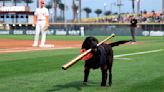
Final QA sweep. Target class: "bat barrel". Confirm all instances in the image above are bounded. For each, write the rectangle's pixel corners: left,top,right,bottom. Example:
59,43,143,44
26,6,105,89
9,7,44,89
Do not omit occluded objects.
62,57,81,70
62,49,91,70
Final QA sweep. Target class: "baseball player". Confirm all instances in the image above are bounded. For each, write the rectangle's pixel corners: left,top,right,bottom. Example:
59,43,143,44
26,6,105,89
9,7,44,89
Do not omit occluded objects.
32,0,49,47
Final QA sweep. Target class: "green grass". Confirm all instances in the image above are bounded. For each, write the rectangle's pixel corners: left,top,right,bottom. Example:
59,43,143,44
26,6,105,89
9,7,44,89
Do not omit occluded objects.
0,35,85,40
0,35,164,92
0,34,163,42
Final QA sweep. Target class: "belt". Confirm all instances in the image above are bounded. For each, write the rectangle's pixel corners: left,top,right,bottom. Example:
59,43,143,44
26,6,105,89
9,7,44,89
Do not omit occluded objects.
38,19,45,21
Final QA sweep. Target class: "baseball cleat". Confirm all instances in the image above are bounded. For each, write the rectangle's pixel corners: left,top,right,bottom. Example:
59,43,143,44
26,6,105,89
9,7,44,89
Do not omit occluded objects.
32,44,38,47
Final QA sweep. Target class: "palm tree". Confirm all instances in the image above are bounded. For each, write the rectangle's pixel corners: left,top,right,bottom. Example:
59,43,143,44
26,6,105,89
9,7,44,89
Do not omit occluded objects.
72,0,78,21
45,2,53,22
13,0,16,6
2,0,5,22
163,0,164,13
95,9,102,17
53,0,61,22
13,0,22,6
36,0,39,8
131,0,135,14
53,0,57,22
104,10,112,16
137,0,140,14
59,3,65,21
13,0,22,23
79,0,81,22
116,0,123,16
2,0,5,6
46,2,53,12
24,0,33,6
83,7,92,18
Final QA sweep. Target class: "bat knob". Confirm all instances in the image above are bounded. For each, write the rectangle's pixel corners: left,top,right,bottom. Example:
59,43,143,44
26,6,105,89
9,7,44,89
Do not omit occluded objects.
62,66,67,70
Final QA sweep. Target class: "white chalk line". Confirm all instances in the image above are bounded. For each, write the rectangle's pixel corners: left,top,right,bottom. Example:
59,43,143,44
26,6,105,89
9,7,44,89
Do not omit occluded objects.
114,58,132,60
0,47,76,53
114,49,163,59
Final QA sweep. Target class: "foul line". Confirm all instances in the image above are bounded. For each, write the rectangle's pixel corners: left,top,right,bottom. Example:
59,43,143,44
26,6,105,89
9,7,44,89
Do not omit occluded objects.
114,57,132,60
114,49,163,58
0,47,76,54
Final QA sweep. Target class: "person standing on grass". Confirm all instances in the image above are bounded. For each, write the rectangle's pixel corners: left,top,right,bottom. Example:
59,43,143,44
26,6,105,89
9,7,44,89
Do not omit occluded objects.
32,0,49,47
130,15,138,44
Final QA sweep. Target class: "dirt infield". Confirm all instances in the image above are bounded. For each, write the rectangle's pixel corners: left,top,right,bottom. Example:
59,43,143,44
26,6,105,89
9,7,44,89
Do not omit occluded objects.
0,39,143,54
0,39,82,54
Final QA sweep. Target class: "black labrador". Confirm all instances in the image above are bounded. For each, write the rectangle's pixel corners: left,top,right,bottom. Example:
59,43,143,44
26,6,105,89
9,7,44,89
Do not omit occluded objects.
81,36,130,86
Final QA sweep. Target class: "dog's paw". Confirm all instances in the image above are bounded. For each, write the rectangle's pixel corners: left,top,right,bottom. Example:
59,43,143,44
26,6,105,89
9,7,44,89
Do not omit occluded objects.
101,83,106,86
82,81,88,86
108,83,112,87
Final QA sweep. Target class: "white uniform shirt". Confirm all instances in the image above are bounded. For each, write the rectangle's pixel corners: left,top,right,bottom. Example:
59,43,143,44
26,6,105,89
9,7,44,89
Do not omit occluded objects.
34,7,49,20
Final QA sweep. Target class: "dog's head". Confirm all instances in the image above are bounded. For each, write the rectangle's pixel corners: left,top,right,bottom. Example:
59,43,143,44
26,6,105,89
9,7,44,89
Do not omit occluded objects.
80,37,99,61
82,36,99,50
81,37,102,69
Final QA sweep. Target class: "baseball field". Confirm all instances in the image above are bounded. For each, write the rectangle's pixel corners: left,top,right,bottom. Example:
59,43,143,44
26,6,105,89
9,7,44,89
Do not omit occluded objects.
0,35,163,92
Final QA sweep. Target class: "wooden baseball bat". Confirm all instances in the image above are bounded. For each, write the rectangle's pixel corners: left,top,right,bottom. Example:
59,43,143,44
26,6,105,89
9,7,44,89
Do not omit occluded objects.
62,33,115,70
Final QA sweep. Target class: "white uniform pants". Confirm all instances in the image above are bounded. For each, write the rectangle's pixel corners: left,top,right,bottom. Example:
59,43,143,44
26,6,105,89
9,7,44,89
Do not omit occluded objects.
33,21,46,46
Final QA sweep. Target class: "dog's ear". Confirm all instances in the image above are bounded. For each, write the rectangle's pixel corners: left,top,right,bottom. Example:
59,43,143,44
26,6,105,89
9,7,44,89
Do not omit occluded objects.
92,37,99,44
82,36,99,50
91,41,97,49
82,37,90,49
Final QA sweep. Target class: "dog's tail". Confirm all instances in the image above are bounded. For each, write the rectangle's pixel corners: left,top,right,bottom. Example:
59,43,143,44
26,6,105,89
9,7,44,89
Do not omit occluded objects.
109,40,131,47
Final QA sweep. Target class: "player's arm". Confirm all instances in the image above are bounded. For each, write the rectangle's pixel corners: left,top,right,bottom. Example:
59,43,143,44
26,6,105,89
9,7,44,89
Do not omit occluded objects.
45,8,49,27
33,9,38,27
43,16,49,31
33,15,37,26
46,16,49,26
43,9,49,31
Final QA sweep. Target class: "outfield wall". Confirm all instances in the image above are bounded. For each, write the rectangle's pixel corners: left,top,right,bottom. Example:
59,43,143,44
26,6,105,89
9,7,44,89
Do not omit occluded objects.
0,23,164,36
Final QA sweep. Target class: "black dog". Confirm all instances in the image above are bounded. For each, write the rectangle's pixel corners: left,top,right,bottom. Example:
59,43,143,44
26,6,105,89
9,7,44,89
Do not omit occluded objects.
81,36,130,86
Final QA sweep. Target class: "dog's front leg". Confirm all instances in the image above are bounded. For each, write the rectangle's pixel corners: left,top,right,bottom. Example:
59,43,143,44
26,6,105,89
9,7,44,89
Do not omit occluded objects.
83,67,90,85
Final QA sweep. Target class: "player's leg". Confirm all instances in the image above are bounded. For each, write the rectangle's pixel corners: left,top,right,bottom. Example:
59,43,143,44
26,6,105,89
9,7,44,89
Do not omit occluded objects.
130,27,136,43
32,24,40,47
40,23,47,47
